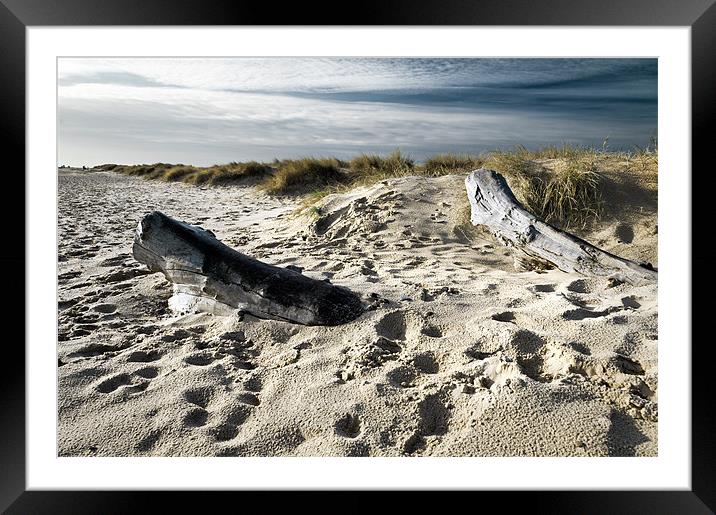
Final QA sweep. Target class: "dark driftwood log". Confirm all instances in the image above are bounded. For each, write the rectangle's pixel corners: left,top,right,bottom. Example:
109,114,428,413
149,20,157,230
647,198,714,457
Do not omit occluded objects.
465,169,657,285
132,211,364,325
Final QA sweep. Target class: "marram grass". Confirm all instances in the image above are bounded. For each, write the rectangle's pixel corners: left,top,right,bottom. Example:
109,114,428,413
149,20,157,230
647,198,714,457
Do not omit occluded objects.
91,143,656,229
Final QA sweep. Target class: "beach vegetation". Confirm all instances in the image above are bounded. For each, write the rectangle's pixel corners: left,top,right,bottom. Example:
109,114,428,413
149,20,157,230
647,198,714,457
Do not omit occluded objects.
93,142,656,229
422,153,483,176
261,158,347,195
349,150,415,179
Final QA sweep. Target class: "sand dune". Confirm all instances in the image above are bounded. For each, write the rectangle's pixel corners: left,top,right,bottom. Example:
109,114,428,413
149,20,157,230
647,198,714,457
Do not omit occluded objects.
58,169,657,457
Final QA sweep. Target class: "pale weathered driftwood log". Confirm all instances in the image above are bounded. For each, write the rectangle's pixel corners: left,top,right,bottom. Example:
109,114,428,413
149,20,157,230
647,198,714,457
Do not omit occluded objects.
132,211,363,325
465,169,657,285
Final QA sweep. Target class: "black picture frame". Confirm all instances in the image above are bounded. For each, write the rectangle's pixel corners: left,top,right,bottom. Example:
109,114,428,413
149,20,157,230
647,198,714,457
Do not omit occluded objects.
2,1,713,512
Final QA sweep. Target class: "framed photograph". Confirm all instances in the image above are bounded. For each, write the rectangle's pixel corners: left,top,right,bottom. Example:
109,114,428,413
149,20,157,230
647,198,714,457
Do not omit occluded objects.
4,0,714,511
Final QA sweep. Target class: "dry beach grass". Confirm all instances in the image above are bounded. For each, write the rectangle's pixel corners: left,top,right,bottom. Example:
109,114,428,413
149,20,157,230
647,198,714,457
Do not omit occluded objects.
95,145,657,231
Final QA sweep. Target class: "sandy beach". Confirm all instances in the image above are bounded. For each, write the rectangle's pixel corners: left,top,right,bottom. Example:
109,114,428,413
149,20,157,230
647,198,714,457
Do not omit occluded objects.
58,167,657,457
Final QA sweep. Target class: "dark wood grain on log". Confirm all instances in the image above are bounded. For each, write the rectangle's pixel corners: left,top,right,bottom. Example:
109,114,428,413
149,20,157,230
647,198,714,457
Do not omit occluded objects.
465,169,657,285
132,211,364,325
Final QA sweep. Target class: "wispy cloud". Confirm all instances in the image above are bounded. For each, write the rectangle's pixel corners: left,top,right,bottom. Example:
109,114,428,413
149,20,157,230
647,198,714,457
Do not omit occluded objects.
58,58,657,166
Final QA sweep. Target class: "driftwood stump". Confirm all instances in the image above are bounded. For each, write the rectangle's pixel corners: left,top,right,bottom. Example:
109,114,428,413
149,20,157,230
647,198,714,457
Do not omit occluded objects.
132,211,364,325
465,169,657,285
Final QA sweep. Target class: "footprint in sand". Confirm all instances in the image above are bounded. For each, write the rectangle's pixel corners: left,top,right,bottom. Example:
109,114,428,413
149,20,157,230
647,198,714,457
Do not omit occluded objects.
416,394,450,437
58,299,79,310
95,372,149,394
127,349,163,363
160,329,193,343
385,364,417,388
569,341,592,355
70,328,91,338
134,366,159,379
92,303,117,314
612,354,645,375
103,267,153,284
464,345,497,361
420,324,443,338
621,296,641,309
69,341,131,358
242,375,262,392
183,407,209,427
412,351,439,374
375,311,407,341
183,385,216,409
335,413,362,439
75,313,101,324
98,254,131,267
135,430,162,452
180,383,259,442
510,329,547,354
237,392,261,406
403,394,451,455
135,325,158,335
95,373,132,393
566,279,591,294
58,271,82,283
184,351,217,367
372,337,402,355
491,311,515,323
209,405,252,442
562,306,622,321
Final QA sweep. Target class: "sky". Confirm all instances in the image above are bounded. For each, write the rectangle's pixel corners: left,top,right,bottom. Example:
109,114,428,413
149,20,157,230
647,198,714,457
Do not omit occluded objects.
58,58,657,167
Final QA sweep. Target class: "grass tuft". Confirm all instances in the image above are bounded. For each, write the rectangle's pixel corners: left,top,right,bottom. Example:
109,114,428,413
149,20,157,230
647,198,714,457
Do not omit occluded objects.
349,150,414,180
480,146,604,229
539,157,603,229
261,158,347,195
422,153,483,176
99,161,273,187
201,161,273,186
162,166,198,182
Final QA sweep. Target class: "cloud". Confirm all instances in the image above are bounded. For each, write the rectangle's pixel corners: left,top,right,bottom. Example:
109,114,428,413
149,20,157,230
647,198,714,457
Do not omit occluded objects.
58,70,179,89
57,58,657,166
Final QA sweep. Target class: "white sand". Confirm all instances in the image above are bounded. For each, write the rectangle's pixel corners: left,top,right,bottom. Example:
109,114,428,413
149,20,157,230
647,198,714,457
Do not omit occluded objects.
58,169,657,457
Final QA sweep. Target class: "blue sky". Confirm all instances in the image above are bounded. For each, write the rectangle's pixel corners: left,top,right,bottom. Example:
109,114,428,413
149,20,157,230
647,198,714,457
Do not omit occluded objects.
58,58,657,166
